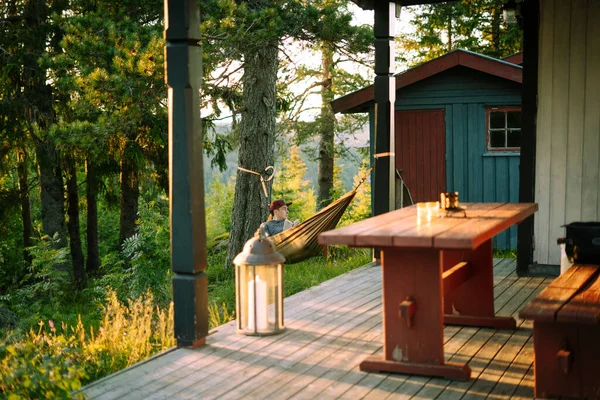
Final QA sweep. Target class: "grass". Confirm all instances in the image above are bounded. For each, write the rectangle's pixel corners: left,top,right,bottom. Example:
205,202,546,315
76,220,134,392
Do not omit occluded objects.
205,246,372,328
493,249,517,258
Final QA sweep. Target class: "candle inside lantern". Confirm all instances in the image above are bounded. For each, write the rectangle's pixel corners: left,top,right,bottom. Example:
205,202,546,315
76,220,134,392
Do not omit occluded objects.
247,275,268,331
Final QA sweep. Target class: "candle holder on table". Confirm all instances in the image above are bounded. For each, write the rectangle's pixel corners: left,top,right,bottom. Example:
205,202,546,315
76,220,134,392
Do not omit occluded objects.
440,192,467,217
416,201,441,224
233,229,286,336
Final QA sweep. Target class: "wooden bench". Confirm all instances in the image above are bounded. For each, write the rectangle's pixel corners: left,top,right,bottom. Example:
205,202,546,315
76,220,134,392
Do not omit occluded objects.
519,264,600,399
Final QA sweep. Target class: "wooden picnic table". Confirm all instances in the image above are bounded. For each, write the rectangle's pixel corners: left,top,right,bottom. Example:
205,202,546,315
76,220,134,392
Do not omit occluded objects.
318,202,538,381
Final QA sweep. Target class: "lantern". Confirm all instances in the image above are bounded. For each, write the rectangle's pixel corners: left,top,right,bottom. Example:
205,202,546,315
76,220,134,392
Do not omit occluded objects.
233,229,285,336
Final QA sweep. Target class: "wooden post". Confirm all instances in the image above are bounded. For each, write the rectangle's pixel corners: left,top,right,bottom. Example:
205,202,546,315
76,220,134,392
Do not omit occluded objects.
164,0,209,347
372,2,397,260
517,0,539,276
373,2,396,217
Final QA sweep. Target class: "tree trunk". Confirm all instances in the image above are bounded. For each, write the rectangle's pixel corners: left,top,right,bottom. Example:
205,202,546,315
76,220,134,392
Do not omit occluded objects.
447,16,453,52
36,140,67,249
23,0,68,251
17,147,33,266
66,155,86,289
85,158,100,276
490,6,502,58
226,42,279,266
317,43,335,210
119,142,140,249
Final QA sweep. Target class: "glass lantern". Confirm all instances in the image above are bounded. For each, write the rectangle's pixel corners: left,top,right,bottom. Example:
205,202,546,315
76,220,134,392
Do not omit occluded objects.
233,229,285,336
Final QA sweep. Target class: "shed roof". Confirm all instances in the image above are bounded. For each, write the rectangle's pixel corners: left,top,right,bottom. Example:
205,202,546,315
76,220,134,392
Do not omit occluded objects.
331,49,523,114
502,52,523,65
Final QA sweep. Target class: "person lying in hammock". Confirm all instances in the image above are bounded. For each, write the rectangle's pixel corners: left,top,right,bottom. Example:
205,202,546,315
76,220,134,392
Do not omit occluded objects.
261,199,299,237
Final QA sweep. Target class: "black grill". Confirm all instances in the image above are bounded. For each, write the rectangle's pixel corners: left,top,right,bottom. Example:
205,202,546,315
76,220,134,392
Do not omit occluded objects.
561,222,600,264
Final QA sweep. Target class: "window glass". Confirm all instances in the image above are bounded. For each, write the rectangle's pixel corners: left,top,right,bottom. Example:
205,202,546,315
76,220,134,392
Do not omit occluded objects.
490,112,505,129
490,131,506,148
507,130,521,148
487,108,521,151
507,112,521,128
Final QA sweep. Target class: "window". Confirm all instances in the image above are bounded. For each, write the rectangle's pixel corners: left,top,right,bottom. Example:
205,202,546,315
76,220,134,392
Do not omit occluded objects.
487,107,521,151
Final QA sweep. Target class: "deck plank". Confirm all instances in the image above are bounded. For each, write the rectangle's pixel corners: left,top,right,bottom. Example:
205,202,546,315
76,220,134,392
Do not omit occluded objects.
80,258,550,400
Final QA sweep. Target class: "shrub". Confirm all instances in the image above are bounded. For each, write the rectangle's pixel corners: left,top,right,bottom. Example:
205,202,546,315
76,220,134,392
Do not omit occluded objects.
0,327,87,399
0,289,174,399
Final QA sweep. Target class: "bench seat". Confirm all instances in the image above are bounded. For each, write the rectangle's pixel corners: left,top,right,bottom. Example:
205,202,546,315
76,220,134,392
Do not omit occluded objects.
519,264,600,399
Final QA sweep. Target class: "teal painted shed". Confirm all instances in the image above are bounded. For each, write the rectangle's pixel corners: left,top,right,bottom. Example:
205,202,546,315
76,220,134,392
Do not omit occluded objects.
331,49,523,250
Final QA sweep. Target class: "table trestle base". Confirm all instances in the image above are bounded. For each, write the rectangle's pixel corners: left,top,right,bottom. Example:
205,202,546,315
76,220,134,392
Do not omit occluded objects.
444,314,517,329
360,356,471,381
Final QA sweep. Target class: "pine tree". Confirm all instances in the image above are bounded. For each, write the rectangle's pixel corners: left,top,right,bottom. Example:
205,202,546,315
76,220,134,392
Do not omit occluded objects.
398,0,522,65
272,145,316,222
49,3,167,252
341,162,371,226
208,0,374,266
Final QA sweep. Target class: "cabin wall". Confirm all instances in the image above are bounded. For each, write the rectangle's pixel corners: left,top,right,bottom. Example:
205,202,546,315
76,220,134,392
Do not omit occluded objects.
395,68,522,249
535,0,600,265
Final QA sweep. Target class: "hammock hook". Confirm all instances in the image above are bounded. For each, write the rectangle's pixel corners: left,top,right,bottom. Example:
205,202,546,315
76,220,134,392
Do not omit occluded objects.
237,165,276,198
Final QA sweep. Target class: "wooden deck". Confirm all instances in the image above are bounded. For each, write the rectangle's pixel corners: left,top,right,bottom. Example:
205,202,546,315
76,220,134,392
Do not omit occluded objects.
81,258,553,400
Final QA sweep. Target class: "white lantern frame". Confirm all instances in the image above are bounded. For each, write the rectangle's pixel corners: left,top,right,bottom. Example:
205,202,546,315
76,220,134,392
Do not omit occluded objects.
233,230,286,336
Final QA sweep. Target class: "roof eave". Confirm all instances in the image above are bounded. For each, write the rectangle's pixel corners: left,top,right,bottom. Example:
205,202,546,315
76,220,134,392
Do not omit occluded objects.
331,49,523,114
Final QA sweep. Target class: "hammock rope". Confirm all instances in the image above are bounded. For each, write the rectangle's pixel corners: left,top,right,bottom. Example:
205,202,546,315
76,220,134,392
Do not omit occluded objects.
237,165,275,198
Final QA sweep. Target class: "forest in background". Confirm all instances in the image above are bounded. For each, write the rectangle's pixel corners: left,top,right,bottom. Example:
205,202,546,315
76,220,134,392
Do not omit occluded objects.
0,0,521,397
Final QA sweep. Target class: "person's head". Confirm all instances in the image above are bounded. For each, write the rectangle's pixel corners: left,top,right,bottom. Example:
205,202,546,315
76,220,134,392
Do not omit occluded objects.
269,199,292,220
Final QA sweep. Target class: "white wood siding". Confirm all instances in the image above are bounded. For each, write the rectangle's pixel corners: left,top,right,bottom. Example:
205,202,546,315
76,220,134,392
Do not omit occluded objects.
535,0,600,265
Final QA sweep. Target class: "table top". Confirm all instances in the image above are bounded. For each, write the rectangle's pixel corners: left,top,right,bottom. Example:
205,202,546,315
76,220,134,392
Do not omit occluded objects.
318,202,538,250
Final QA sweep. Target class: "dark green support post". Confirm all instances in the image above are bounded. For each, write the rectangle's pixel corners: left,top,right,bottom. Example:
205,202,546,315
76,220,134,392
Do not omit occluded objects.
372,2,397,259
517,0,539,276
164,0,208,347
373,2,396,217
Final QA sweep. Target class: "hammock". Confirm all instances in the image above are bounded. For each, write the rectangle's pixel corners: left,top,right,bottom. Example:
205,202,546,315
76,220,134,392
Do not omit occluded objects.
251,165,412,264
269,189,357,264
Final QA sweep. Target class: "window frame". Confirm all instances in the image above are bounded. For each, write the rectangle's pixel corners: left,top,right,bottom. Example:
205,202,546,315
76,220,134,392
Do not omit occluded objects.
486,106,522,152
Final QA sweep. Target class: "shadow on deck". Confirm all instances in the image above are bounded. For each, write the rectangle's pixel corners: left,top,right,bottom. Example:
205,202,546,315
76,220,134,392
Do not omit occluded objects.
81,258,551,400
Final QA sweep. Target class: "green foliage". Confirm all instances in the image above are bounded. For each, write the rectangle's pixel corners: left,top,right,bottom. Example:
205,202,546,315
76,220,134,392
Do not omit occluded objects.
0,289,174,399
206,175,236,239
493,249,517,258
206,251,236,321
96,197,172,307
340,162,372,226
12,233,70,319
0,330,87,400
398,0,522,66
208,302,235,329
272,145,316,222
330,161,346,201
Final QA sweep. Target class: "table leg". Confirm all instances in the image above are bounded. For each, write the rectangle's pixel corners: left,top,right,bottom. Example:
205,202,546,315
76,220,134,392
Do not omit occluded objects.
360,247,471,380
442,239,516,329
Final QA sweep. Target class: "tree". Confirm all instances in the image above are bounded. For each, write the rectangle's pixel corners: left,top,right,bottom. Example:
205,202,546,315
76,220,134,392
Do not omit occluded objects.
272,145,316,222
50,4,167,254
0,0,69,264
275,0,373,210
200,0,373,266
340,161,371,226
398,0,522,65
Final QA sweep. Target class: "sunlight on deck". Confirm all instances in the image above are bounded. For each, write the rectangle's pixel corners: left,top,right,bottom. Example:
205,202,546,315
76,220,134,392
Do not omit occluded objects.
81,258,551,400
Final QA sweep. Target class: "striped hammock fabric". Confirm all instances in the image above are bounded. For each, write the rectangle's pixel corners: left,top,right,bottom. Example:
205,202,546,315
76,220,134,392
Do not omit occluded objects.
269,189,357,264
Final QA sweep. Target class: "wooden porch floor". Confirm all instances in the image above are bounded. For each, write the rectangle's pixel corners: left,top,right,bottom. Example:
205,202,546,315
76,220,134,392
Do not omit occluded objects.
82,258,552,400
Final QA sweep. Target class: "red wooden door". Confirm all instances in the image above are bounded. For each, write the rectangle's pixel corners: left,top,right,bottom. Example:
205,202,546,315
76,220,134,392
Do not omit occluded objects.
395,109,446,203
